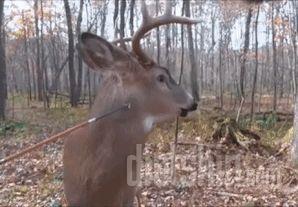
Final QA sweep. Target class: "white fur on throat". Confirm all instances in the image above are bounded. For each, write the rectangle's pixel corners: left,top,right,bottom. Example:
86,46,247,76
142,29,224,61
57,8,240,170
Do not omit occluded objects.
143,116,155,133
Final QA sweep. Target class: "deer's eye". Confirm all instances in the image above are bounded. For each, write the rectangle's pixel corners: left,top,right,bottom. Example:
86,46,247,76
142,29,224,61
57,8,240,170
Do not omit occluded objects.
157,75,166,83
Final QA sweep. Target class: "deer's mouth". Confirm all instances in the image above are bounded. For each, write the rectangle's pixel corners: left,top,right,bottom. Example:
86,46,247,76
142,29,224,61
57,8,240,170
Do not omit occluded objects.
180,103,198,117
180,108,189,117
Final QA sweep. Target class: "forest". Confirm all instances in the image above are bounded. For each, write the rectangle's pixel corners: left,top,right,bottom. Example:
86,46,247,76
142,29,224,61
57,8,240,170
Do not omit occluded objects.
0,0,298,206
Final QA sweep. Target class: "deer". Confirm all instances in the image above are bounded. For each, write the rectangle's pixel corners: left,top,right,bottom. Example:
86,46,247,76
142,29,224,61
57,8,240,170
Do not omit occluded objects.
63,1,198,206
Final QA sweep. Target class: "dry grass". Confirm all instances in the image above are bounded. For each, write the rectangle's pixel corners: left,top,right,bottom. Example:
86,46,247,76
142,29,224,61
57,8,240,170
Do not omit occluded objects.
0,94,296,206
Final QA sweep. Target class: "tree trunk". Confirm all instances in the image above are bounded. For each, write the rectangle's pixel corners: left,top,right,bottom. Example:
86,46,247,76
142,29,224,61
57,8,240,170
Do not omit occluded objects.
250,6,260,122
185,0,199,101
292,95,298,167
119,0,126,49
113,0,119,39
199,22,204,95
0,0,6,120
291,0,298,167
219,25,223,109
165,25,170,68
64,0,77,106
291,0,298,97
75,0,84,105
129,0,135,36
22,11,32,102
156,0,160,64
239,8,252,99
40,0,49,108
31,57,37,99
179,1,185,85
211,15,216,95
272,2,278,112
34,0,43,101
100,1,108,37
236,8,252,122
279,21,285,98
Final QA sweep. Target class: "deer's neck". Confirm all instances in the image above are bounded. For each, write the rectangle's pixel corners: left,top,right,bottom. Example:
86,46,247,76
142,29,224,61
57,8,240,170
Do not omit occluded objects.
88,81,154,152
89,102,151,145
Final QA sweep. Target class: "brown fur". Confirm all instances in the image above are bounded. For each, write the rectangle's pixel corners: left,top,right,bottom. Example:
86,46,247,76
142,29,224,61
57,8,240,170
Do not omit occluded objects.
63,33,196,206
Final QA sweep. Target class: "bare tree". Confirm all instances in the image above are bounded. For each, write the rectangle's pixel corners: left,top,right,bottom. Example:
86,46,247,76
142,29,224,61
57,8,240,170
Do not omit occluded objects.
291,0,298,167
119,0,126,49
236,7,253,122
272,2,278,111
185,0,199,101
156,0,160,64
129,0,135,36
34,0,43,101
0,0,6,120
64,0,77,106
219,24,224,109
100,1,108,37
293,0,298,97
293,95,298,167
2,0,297,124
22,11,32,103
250,6,260,122
40,0,49,108
113,0,119,38
74,0,84,105
211,10,216,94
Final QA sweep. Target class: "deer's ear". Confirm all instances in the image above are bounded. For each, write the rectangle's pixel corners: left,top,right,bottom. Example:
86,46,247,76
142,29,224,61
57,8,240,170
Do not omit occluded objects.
78,32,127,70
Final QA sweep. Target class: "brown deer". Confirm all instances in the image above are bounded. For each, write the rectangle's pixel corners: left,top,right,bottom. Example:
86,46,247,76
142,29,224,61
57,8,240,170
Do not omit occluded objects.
63,1,198,206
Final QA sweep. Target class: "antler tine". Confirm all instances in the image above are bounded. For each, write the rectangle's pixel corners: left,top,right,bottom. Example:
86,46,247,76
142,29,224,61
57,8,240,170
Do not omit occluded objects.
112,32,151,45
132,0,200,66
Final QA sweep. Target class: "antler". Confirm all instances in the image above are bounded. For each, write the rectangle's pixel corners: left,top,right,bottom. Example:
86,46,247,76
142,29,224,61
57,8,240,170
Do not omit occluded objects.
112,32,150,45
132,0,200,66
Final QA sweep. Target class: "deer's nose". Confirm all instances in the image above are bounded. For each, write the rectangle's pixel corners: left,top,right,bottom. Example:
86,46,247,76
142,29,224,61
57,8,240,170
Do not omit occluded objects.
188,102,198,111
180,102,197,117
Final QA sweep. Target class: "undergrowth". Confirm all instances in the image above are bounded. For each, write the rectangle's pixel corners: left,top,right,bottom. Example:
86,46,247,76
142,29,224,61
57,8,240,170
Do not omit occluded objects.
2,94,293,153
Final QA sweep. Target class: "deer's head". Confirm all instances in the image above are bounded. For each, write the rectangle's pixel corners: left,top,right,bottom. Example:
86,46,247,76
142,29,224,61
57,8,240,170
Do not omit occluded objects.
78,1,198,127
